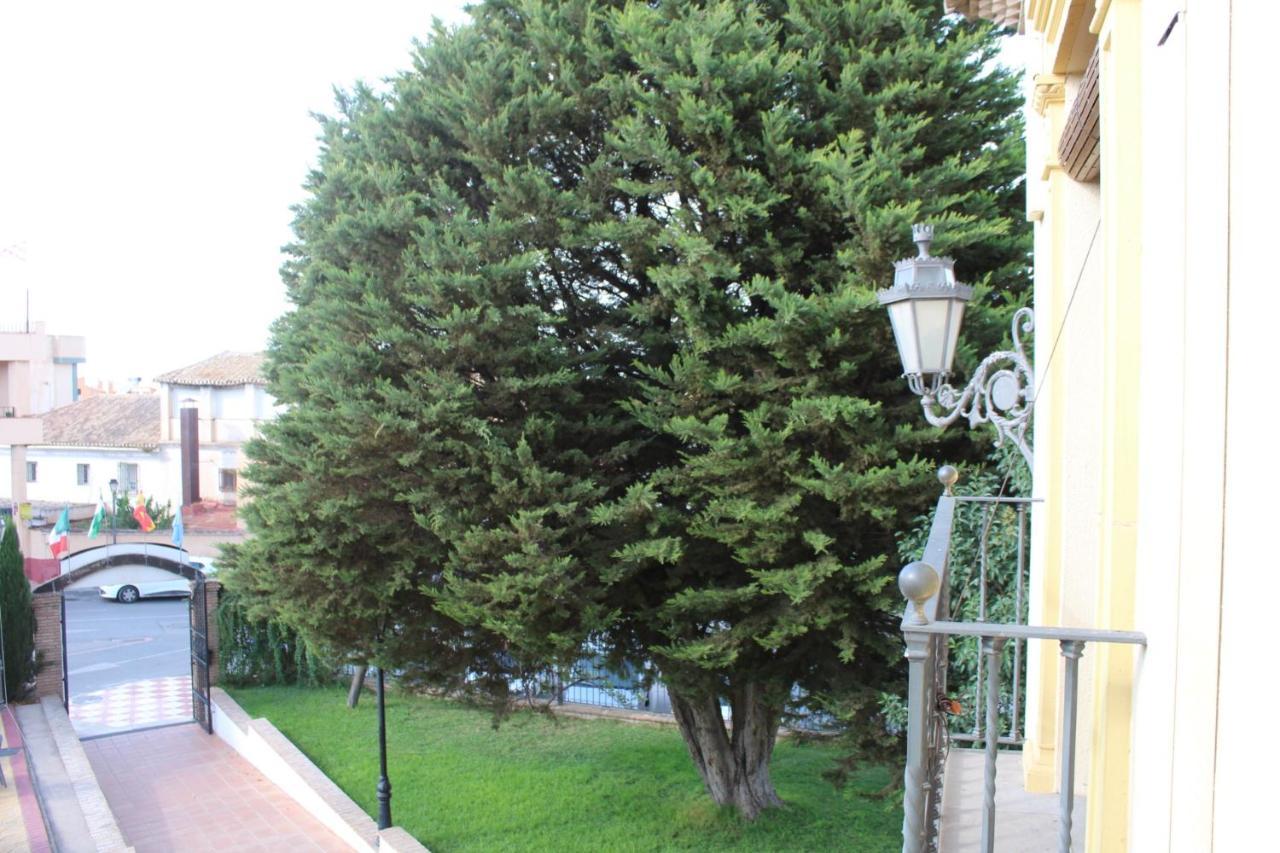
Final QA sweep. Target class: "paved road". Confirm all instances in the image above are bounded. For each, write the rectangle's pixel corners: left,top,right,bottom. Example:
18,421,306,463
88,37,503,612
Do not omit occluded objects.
64,595,192,737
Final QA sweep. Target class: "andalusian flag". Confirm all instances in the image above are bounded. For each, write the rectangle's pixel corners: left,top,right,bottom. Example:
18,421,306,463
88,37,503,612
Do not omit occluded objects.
48,507,71,558
132,494,156,533
88,496,106,539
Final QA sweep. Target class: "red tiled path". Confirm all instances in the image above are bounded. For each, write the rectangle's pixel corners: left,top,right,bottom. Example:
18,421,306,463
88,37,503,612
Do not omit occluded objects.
83,724,349,852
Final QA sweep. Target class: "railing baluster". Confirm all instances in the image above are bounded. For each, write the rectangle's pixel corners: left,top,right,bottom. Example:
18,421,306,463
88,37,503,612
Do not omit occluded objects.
974,504,991,741
979,636,1006,853
902,631,933,853
972,634,984,739
1010,503,1027,740
1058,640,1084,853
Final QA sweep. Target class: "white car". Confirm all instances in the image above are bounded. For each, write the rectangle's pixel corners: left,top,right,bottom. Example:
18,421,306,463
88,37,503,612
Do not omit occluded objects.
99,578,193,604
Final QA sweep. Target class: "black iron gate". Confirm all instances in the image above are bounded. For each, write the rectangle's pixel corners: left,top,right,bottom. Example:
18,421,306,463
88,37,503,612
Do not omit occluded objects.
190,572,212,733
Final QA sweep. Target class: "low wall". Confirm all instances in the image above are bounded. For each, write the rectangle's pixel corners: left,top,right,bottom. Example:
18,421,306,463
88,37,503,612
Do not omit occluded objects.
37,696,132,851
210,688,427,852
25,556,58,584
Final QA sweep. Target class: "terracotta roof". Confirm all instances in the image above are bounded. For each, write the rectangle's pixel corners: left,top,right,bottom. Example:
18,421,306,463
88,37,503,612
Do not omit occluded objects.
944,0,1022,28
40,394,161,449
154,351,266,387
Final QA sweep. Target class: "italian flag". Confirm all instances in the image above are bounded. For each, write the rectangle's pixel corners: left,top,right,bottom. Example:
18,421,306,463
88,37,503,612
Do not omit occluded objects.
48,507,71,559
88,497,106,539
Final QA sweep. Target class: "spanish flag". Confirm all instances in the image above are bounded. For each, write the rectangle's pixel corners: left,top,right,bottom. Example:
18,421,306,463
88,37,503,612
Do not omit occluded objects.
133,494,156,533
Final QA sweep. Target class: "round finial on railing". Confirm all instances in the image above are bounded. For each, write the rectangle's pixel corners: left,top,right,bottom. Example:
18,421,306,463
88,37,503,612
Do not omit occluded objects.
937,465,959,495
899,561,940,625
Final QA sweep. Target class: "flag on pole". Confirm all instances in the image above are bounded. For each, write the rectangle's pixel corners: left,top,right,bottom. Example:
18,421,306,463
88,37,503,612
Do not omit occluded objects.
172,507,184,549
48,507,71,558
88,495,106,539
132,494,156,533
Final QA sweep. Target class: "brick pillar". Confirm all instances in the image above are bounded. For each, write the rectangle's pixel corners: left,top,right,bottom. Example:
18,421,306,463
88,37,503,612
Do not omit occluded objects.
32,593,64,701
204,580,221,686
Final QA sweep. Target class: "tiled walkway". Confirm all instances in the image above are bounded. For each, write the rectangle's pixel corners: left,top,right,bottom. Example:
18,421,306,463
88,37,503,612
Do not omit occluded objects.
939,748,1085,852
83,723,349,852
71,675,194,738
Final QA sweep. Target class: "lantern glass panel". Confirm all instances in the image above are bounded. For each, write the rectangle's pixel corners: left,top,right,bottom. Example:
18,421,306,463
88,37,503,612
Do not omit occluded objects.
887,300,922,376
912,298,956,376
941,299,966,376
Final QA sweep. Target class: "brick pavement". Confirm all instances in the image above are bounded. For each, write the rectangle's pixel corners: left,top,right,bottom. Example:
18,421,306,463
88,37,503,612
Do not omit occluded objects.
83,723,349,852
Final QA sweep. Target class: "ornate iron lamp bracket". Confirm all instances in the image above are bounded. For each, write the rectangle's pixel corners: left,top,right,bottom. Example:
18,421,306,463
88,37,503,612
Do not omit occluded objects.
916,307,1035,469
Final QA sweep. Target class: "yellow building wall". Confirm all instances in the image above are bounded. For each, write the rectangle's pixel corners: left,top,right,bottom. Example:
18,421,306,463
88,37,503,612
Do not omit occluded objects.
1086,3,1146,849
1026,1,1270,851
1022,1,1146,849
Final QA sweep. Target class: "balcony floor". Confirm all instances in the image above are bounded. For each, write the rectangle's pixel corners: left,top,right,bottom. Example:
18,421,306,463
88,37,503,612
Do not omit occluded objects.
940,749,1086,852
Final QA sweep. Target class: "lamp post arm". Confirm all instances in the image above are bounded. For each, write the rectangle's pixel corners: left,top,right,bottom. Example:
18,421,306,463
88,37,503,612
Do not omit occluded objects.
917,307,1035,470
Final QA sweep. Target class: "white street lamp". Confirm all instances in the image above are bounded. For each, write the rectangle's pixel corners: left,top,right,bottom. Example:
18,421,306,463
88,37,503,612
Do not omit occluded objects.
878,224,1034,468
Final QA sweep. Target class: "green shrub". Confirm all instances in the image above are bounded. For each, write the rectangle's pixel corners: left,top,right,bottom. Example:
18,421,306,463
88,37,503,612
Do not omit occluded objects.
895,446,1029,736
1,517,35,700
215,588,333,686
111,493,175,531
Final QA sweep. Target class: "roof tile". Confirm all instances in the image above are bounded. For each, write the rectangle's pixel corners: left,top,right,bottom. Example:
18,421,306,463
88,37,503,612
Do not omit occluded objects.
154,351,266,386
40,395,161,449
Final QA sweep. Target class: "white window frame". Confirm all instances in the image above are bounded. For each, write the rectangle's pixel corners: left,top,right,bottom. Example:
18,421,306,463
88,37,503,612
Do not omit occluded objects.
118,462,139,494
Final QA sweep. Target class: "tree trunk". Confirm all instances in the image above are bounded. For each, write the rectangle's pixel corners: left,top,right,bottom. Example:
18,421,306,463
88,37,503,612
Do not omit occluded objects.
347,664,368,708
667,682,785,820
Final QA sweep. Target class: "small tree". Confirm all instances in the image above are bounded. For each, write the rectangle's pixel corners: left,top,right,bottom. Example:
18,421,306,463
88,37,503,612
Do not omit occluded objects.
1,519,35,700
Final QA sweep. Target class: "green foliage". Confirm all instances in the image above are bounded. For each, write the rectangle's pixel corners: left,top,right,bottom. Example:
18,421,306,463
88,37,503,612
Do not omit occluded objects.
226,0,1028,811
215,589,333,686
1,517,35,699
895,446,1028,735
230,685,902,851
111,494,175,531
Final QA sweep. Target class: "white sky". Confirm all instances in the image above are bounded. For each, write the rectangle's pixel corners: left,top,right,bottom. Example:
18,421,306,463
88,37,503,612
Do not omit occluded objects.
0,1,471,385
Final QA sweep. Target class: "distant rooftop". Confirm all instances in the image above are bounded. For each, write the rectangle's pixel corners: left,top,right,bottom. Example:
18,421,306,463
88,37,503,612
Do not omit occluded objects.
41,394,161,449
154,351,266,387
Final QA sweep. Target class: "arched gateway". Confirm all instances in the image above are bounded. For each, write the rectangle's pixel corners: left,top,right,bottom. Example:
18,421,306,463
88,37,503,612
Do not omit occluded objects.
31,542,221,736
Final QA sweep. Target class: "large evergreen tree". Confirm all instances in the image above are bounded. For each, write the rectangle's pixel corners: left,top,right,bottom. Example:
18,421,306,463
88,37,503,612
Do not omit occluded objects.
1,519,35,700
227,0,1025,819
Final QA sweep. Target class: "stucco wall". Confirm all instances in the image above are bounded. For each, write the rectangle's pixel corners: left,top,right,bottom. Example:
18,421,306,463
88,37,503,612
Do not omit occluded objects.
1,441,248,510
1024,1,1270,850
161,382,274,444
0,444,165,505
0,325,84,416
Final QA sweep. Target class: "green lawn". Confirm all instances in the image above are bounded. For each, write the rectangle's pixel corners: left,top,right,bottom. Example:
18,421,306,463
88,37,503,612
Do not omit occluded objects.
227,686,901,852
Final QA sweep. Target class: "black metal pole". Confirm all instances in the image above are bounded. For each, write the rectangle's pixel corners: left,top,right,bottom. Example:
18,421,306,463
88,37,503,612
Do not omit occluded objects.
376,666,392,830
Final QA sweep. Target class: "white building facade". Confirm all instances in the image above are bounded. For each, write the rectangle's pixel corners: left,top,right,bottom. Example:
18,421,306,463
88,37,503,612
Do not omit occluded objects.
0,352,273,513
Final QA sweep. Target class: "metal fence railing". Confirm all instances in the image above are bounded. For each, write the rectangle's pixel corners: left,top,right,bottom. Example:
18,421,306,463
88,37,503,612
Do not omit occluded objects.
896,469,1146,853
